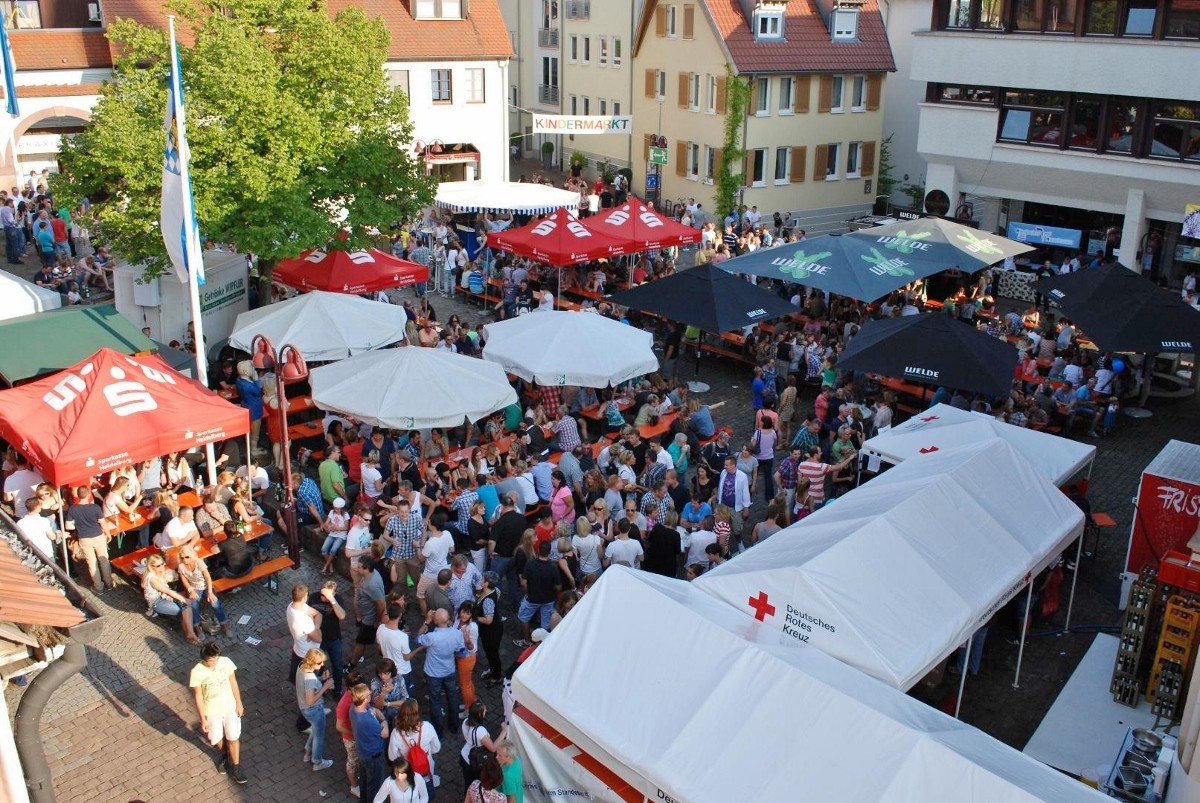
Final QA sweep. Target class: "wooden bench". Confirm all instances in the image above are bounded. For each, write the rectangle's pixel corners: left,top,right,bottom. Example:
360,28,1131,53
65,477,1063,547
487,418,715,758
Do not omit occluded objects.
698,342,755,366
111,547,156,580
212,555,295,594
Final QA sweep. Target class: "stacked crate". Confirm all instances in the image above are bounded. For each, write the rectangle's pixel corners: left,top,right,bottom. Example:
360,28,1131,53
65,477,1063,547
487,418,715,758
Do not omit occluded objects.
1146,596,1199,720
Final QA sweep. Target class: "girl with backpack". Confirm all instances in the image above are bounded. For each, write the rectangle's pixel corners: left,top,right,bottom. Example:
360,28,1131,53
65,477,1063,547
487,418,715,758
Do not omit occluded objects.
388,699,440,796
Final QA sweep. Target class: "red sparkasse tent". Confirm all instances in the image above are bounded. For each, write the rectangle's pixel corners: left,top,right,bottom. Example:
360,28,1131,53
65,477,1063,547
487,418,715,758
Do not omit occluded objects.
271,248,429,294
0,348,250,486
491,207,627,265
583,198,701,251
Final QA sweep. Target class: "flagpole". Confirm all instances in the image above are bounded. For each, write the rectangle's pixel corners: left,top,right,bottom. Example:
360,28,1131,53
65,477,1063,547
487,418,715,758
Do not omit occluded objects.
0,12,21,188
166,16,217,485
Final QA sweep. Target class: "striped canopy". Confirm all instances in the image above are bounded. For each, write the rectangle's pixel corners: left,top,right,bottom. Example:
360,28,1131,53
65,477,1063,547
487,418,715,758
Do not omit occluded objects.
434,180,580,215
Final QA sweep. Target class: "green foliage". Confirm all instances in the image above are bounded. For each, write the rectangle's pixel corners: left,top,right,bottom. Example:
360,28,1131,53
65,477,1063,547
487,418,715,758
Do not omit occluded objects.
56,0,435,278
900,182,926,210
877,133,900,200
541,141,555,154
569,150,588,170
716,65,749,220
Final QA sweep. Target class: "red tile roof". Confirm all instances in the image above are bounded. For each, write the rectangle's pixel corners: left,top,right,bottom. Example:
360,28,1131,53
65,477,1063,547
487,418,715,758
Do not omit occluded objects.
639,0,894,74
326,1,513,62
7,83,104,100
707,0,894,73
9,30,112,70
0,538,86,630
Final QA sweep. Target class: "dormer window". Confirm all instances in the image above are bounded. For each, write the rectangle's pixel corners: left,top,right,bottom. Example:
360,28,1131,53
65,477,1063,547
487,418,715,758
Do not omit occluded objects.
832,7,859,40
754,3,786,40
414,0,464,20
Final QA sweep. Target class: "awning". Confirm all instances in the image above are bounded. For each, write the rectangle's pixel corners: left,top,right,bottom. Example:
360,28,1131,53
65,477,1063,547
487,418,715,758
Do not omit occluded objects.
0,269,62,321
0,305,158,386
434,180,580,215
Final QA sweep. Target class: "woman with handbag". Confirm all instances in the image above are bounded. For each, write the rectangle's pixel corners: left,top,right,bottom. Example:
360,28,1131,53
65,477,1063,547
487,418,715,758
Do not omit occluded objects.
462,756,506,803
459,701,507,790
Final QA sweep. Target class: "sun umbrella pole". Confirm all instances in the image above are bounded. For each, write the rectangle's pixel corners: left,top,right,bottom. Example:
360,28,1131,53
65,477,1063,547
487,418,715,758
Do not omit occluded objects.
953,632,972,719
695,331,703,377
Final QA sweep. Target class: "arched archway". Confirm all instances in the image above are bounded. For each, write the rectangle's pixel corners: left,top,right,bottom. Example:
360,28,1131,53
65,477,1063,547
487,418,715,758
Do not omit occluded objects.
4,105,92,186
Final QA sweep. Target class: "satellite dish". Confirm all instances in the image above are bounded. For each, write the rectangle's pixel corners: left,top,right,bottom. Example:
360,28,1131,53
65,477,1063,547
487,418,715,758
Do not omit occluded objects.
924,190,950,217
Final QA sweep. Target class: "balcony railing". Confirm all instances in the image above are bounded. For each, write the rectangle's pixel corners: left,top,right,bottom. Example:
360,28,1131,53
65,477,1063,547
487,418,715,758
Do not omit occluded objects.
538,27,559,48
538,84,560,105
566,0,591,19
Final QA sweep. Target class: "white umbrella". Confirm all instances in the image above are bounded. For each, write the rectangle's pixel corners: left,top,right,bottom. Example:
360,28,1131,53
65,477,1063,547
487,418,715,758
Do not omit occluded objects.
434,180,580,215
482,310,659,387
228,290,409,361
309,346,518,430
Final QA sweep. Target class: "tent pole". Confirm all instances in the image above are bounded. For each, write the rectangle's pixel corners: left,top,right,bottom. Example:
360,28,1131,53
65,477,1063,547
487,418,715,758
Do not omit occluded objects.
954,632,973,719
1064,536,1084,632
1013,584,1033,689
56,500,69,572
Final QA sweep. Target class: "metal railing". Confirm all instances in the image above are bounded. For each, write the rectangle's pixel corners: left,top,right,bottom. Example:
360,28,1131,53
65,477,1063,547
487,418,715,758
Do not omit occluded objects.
538,27,559,48
566,0,590,19
538,84,560,105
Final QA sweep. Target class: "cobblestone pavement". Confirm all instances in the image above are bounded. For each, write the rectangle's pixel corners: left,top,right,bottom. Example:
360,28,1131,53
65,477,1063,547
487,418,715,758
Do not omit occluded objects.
6,258,1200,801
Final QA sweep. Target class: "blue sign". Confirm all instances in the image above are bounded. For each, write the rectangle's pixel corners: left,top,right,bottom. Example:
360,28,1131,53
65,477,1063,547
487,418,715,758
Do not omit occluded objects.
1006,221,1082,250
646,174,659,190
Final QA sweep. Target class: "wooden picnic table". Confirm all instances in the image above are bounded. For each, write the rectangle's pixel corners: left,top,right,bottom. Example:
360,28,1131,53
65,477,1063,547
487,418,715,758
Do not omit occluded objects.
580,398,633,422
287,395,317,416
110,519,273,577
637,411,679,441
100,490,203,535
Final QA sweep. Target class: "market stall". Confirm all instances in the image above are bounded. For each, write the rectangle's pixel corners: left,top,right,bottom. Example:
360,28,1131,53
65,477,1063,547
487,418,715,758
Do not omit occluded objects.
433,180,580,216
269,248,428,294
513,567,1104,802
695,440,1085,691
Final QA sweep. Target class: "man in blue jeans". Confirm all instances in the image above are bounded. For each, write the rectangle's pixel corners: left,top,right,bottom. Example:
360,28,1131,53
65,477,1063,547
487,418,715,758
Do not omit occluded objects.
349,683,389,801
516,541,560,647
487,494,526,607
416,607,465,738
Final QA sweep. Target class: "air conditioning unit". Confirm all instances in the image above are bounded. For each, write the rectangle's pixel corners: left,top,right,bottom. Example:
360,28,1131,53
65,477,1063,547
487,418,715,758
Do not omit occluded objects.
88,3,102,23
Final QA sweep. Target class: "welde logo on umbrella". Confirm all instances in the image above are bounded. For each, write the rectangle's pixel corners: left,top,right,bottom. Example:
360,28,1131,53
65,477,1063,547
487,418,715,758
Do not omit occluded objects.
903,366,939,379
876,231,932,253
1162,340,1193,349
859,248,914,277
772,249,833,279
746,308,768,319
955,230,1005,256
1049,290,1065,299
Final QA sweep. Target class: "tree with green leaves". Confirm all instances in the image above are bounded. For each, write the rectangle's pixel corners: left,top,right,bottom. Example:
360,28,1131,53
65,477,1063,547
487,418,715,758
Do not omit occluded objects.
716,65,749,221
57,0,435,278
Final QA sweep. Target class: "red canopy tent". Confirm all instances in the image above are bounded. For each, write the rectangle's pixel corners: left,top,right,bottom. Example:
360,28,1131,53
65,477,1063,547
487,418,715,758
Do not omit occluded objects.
271,248,429,294
583,198,701,250
0,348,249,486
491,207,627,265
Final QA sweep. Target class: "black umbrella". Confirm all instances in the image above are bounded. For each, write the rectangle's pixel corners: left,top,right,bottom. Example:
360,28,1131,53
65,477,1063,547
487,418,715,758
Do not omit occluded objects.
838,314,1017,398
606,262,796,333
1032,263,1200,353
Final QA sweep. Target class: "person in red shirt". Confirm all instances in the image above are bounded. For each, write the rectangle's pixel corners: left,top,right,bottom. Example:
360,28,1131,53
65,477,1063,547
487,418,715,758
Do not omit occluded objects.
334,668,365,798
50,214,70,258
533,509,555,548
343,429,364,486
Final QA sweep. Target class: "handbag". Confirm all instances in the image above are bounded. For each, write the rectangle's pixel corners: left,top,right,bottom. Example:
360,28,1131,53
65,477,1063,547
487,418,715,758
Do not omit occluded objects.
467,725,490,774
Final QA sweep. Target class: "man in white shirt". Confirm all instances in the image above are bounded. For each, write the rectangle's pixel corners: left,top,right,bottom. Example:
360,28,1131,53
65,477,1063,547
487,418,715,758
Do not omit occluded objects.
4,454,45,513
745,205,762,228
286,584,322,683
160,506,201,550
683,516,718,567
418,517,455,615
376,601,418,695
716,456,752,541
16,497,57,558
605,525,643,568
235,460,271,501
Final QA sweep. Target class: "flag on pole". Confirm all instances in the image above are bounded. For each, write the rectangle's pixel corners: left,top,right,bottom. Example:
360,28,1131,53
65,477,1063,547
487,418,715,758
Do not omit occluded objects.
0,15,19,116
161,18,204,286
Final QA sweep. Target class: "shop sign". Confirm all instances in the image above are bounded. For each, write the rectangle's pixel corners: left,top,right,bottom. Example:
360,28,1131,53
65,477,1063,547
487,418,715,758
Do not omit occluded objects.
1006,222,1082,249
532,114,633,135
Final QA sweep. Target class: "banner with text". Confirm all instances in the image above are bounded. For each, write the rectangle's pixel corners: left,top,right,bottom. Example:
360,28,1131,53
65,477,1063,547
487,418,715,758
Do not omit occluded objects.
1006,221,1082,249
533,114,633,135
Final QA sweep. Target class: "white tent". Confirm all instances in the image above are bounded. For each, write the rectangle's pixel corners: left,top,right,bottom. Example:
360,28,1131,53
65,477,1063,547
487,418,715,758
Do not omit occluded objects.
513,567,1105,803
862,403,1095,487
694,440,1085,691
309,346,518,430
0,269,61,320
434,180,580,215
482,310,659,387
228,290,409,362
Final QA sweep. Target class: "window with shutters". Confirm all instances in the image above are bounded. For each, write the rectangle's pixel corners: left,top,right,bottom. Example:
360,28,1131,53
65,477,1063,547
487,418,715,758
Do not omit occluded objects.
749,147,767,186
678,72,690,109
690,73,701,111
683,4,696,38
831,76,844,112
778,76,794,114
706,75,717,113
666,4,678,37
704,145,716,181
688,142,700,178
866,74,882,111
852,76,866,111
599,36,609,66
861,141,876,176
614,37,623,66
756,77,770,115
675,140,687,176
794,75,810,113
774,147,790,183
790,146,807,182
846,142,861,177
657,70,667,98
716,77,726,114
569,35,578,63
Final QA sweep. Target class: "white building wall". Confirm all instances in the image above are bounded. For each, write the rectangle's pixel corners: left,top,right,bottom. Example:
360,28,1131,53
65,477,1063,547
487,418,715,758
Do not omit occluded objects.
879,0,929,204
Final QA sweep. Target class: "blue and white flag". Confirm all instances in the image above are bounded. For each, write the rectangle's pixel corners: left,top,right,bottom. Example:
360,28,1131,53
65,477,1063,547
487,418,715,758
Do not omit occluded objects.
0,16,19,116
161,18,204,286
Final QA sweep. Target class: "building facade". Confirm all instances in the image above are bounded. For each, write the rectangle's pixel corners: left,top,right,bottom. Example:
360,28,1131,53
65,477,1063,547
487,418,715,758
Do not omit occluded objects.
631,0,895,233
0,0,511,185
499,0,564,162
885,0,1200,282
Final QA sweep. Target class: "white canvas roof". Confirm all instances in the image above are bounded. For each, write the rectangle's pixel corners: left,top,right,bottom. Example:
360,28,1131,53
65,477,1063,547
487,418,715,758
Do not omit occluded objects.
434,180,580,215
694,440,1085,690
862,403,1095,487
0,269,61,320
229,290,409,362
513,567,1104,803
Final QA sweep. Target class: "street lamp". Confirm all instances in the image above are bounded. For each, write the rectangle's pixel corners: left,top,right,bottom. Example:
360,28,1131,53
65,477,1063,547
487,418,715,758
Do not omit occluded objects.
251,334,308,569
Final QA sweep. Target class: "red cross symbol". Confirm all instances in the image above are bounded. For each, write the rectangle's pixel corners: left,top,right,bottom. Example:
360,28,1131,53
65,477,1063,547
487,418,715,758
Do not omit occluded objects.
748,591,776,621
920,415,940,422
919,446,939,454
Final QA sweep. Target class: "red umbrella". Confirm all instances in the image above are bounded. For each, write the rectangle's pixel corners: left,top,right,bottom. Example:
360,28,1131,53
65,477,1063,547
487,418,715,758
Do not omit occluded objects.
491,207,627,265
0,348,249,486
271,248,429,294
583,198,701,251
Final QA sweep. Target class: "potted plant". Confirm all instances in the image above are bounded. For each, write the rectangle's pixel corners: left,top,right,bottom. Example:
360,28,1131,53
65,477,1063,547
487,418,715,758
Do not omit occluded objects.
541,140,555,170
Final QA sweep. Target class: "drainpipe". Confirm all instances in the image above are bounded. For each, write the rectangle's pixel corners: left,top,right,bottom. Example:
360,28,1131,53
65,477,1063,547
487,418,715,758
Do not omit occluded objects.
5,512,106,803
